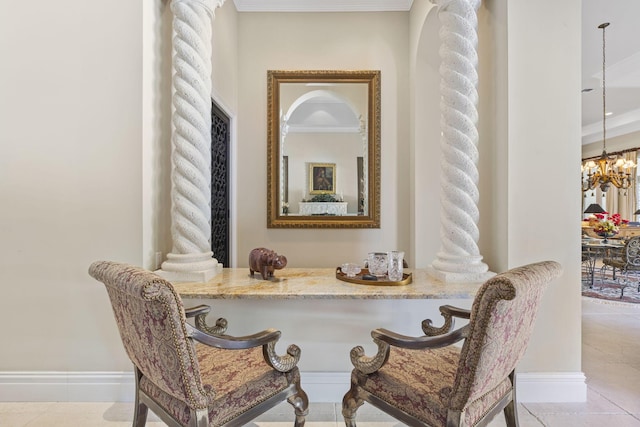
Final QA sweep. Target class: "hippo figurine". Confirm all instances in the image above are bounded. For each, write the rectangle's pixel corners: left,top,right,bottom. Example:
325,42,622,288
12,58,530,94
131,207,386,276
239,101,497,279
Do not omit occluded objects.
249,247,287,280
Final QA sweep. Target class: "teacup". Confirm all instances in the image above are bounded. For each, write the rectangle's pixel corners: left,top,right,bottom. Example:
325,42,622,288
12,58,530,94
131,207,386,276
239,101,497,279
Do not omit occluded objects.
341,263,362,278
367,252,388,277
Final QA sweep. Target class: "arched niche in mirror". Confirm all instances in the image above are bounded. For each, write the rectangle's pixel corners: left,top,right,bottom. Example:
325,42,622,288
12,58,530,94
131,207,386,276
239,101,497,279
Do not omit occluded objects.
267,70,381,228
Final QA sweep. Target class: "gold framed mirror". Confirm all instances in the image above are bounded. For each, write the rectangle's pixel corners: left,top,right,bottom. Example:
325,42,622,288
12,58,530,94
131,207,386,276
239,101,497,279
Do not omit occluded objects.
267,70,381,228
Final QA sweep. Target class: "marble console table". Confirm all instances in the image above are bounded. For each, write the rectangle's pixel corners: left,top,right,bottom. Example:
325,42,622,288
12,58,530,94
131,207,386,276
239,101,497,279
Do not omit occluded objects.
172,268,483,300
298,202,348,215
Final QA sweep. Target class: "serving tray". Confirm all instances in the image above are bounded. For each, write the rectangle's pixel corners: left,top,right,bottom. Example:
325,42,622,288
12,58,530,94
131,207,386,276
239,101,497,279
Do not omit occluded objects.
335,267,412,286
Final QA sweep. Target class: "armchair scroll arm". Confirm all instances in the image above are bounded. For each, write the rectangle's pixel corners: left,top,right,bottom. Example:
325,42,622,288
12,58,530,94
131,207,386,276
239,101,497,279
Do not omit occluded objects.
350,338,390,375
262,341,302,373
421,304,471,336
184,304,228,335
351,324,470,375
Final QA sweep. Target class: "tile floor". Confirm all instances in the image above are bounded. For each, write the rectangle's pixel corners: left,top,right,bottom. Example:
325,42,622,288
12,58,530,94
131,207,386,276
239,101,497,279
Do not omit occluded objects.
1,297,639,426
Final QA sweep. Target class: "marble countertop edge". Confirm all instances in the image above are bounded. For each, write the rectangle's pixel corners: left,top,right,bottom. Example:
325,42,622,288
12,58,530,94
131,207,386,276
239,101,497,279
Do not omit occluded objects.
171,268,482,300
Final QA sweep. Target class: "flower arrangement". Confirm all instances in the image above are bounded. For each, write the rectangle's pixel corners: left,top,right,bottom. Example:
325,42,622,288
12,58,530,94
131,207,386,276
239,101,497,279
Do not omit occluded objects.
587,212,628,236
594,218,617,235
305,194,338,203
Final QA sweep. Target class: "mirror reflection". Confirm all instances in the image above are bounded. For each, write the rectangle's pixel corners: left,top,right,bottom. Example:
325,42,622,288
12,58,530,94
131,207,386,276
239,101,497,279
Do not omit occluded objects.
267,70,380,228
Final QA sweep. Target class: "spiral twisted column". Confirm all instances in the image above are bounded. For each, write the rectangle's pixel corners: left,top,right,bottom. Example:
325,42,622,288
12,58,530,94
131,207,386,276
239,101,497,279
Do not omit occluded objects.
158,0,225,282
428,0,494,282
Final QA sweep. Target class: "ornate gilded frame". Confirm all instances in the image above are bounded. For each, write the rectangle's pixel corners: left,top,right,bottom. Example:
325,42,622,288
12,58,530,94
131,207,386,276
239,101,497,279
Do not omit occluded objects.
267,70,381,228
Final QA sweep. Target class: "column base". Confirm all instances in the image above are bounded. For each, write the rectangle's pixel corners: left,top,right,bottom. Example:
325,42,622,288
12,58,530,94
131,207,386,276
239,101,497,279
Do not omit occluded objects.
428,252,496,283
156,251,222,283
427,265,496,283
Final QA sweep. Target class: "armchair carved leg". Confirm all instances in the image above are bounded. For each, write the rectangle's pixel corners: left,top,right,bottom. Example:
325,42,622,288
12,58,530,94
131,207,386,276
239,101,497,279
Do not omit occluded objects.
503,371,520,427
342,380,364,427
286,371,308,427
503,400,519,427
133,366,148,427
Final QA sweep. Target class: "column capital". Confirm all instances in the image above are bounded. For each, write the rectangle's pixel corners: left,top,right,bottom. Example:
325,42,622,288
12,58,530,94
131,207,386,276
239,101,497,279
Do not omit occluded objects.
432,0,481,9
171,0,226,17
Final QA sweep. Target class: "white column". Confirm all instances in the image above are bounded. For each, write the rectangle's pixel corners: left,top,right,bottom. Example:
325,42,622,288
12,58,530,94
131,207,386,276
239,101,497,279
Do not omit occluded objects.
158,0,226,282
428,0,494,282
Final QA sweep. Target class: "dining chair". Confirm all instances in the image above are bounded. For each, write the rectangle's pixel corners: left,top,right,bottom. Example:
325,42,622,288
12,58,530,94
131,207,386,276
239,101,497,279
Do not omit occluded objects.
342,261,562,427
89,261,308,427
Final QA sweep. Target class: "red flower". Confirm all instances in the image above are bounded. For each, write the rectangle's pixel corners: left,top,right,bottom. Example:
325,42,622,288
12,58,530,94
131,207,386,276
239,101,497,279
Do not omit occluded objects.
606,213,629,226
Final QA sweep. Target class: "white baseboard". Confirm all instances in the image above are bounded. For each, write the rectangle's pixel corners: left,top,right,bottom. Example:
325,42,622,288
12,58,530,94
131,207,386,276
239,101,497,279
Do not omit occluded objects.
516,372,587,402
0,371,586,403
0,372,135,402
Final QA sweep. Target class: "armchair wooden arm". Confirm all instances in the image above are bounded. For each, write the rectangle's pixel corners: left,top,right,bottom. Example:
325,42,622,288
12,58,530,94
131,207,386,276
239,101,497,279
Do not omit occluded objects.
187,324,282,349
186,309,301,373
350,304,471,374
373,325,469,350
184,304,210,318
440,304,471,319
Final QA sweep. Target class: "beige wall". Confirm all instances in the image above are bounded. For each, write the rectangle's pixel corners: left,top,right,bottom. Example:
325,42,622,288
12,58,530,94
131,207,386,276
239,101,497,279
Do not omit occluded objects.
0,0,583,401
235,12,411,268
1,0,144,370
502,0,582,372
409,2,441,267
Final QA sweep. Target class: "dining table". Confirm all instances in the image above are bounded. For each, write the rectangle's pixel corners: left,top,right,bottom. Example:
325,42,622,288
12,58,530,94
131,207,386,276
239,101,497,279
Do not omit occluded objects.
582,238,625,288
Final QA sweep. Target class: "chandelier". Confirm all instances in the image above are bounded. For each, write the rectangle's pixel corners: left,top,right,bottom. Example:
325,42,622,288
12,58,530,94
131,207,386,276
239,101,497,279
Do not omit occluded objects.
582,22,636,193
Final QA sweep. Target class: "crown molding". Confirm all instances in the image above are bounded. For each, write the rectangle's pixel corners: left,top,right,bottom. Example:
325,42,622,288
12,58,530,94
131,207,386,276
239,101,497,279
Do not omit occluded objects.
582,107,640,145
233,0,414,12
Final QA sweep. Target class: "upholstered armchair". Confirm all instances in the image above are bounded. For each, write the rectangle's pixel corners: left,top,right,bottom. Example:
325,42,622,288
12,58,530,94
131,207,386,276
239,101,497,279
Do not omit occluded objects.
601,236,640,296
342,261,562,427
89,261,308,427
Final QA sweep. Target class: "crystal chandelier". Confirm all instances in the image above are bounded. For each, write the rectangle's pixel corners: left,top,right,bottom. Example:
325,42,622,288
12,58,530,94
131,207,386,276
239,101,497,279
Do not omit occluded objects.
582,22,636,193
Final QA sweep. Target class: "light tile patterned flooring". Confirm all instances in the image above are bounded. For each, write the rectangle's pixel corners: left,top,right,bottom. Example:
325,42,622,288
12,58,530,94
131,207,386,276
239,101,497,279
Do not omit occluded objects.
1,298,639,426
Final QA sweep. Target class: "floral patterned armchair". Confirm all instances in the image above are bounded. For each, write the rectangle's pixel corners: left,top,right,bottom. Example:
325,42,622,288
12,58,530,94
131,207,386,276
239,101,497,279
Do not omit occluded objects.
342,261,562,427
89,261,308,427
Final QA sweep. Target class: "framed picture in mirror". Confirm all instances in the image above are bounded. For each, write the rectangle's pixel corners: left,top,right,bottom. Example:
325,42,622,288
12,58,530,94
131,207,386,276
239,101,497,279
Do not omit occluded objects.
309,163,335,195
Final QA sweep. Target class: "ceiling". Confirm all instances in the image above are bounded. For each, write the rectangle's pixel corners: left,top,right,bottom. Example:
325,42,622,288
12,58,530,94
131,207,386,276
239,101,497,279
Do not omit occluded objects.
582,0,640,145
233,0,640,145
